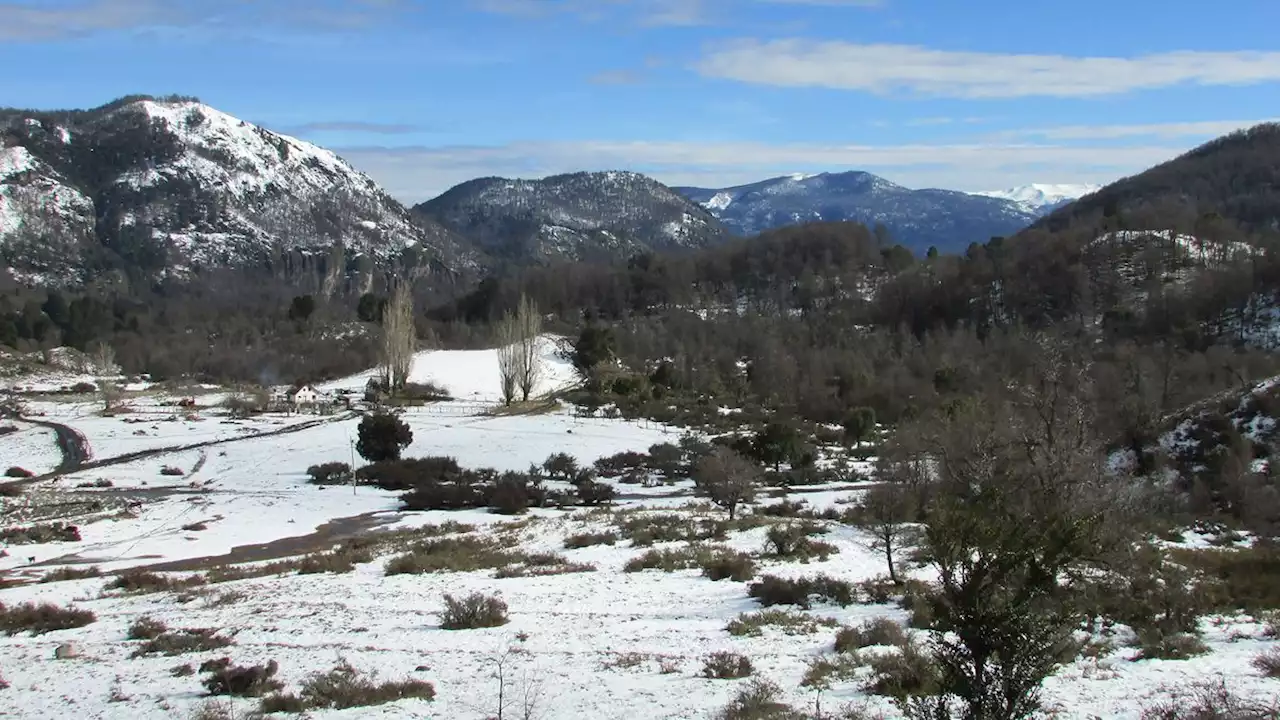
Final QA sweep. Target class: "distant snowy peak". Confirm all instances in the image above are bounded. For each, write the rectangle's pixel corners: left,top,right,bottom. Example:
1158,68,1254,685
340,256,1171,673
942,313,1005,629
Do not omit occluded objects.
673,170,1038,254
976,183,1102,215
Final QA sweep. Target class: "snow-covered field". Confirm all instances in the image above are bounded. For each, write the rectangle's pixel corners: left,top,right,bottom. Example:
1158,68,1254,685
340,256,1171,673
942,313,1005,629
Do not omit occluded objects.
1,339,1278,718
0,421,62,476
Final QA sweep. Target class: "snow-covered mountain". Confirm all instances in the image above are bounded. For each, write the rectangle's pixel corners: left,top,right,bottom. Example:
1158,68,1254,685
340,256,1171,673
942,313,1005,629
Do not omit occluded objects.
413,171,729,263
0,95,468,286
674,171,1039,254
975,183,1102,215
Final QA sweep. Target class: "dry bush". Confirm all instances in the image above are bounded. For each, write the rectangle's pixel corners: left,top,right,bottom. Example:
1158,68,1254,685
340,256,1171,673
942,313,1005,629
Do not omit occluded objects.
619,513,728,546
564,531,618,548
702,651,754,679
727,609,838,637
385,536,523,575
0,601,95,635
187,699,264,720
0,522,81,544
701,551,758,582
747,574,855,609
40,566,102,583
1140,679,1280,719
130,628,233,657
439,592,509,630
864,640,942,700
106,569,204,595
1254,648,1280,678
127,616,168,640
259,659,434,712
202,658,284,697
714,678,802,720
623,544,742,574
494,552,596,578
834,618,908,652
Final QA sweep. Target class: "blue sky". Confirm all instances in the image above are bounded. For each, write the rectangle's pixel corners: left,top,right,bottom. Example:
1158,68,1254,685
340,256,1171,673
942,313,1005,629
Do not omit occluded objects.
3,0,1280,201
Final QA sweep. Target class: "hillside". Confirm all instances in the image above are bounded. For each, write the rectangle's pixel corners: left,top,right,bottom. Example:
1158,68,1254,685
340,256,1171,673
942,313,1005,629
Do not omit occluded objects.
673,171,1040,254
413,171,730,264
1035,122,1280,235
0,95,470,287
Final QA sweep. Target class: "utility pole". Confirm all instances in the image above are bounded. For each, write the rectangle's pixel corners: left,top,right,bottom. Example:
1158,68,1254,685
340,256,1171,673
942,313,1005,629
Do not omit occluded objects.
349,435,358,496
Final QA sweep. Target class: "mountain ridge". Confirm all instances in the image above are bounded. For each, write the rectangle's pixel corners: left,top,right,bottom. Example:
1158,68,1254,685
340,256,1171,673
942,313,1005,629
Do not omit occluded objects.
0,95,470,287
673,171,1044,253
412,170,729,264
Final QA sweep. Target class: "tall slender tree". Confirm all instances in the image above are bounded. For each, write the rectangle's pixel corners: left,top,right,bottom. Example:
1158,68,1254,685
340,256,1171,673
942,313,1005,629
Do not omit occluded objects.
380,280,415,395
515,294,542,402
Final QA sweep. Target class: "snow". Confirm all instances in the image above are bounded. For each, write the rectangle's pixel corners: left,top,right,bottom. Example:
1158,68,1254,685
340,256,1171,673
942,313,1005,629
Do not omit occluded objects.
0,146,36,181
321,335,579,403
976,183,1101,213
0,422,62,476
3,339,1280,719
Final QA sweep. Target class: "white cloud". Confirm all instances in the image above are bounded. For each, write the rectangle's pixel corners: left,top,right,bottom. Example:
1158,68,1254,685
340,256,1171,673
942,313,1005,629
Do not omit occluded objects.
336,139,1189,203
471,0,709,26
1003,119,1279,140
0,0,178,40
695,40,1280,98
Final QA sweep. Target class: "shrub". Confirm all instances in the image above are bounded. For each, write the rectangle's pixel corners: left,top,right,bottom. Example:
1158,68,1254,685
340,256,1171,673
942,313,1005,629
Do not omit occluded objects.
40,566,102,583
494,553,595,578
0,523,81,544
714,679,798,720
748,575,855,609
439,592,509,630
543,453,580,481
834,618,908,652
128,616,168,640
1254,648,1280,678
865,641,942,699
1134,630,1211,660
306,462,352,485
700,551,757,582
576,479,616,506
259,660,435,712
624,544,741,574
4,466,33,478
203,659,283,697
702,651,754,679
727,609,838,637
385,536,521,575
762,524,837,562
356,412,413,462
620,513,728,546
564,531,618,548
0,601,96,635
188,699,265,720
106,569,204,594
757,499,810,518
130,628,234,657
161,465,185,476
1174,545,1280,613
1140,678,1280,719
594,451,648,479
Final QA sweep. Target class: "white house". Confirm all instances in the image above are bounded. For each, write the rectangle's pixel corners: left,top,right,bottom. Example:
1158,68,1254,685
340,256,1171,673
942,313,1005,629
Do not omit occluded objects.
287,385,321,406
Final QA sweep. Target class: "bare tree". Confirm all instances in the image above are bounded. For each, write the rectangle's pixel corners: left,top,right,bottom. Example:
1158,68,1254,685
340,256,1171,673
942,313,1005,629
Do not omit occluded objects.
495,312,520,406
693,446,759,520
515,294,542,403
855,483,916,585
92,341,119,413
380,280,415,395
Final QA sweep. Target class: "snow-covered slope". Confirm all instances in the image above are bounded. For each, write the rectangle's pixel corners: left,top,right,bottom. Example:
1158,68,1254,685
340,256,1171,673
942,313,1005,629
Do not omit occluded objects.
674,171,1039,254
976,183,1102,215
415,171,729,263
0,96,471,284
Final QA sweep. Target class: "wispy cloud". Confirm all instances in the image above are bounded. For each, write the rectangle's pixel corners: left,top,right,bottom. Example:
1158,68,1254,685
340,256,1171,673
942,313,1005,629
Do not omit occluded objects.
695,40,1280,98
1002,119,1279,140
472,0,710,26
337,138,1188,202
0,0,406,41
757,0,883,6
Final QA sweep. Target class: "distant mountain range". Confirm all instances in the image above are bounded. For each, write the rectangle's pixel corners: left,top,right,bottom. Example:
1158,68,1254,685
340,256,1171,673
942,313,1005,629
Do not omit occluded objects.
411,171,727,264
672,172,1095,254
